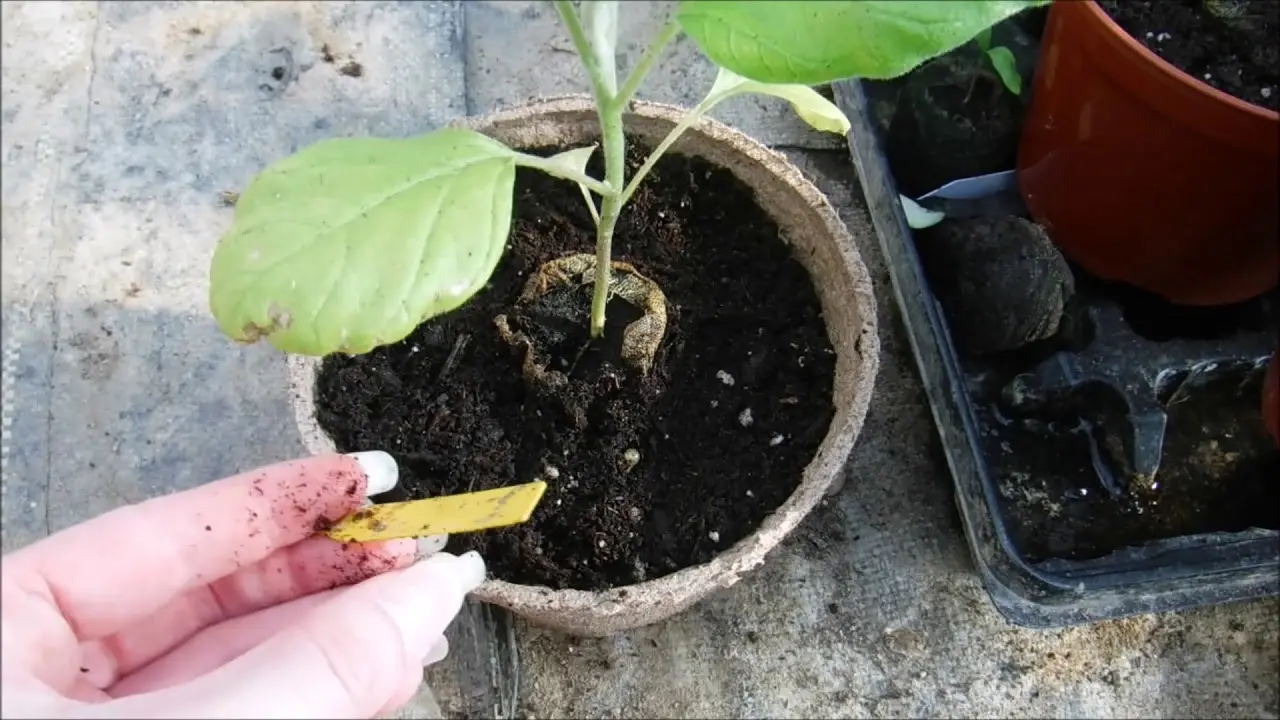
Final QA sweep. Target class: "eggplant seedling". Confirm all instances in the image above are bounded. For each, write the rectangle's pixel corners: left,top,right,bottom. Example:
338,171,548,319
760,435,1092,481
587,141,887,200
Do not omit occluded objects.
208,0,1048,366
971,27,1023,99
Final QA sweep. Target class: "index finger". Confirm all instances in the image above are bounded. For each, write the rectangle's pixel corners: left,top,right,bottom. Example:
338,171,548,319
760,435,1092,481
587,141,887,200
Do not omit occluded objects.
4,451,396,641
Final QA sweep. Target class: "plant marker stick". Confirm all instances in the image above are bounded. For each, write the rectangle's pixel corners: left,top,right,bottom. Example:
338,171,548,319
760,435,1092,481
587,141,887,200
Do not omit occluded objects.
323,482,548,543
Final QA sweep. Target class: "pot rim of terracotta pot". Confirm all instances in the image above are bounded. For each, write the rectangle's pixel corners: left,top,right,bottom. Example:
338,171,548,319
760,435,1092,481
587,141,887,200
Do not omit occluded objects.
1079,0,1279,123
284,95,880,637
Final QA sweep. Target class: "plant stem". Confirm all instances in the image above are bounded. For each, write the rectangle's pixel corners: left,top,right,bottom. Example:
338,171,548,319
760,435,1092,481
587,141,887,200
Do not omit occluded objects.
578,185,601,225
553,2,680,338
589,108,626,338
553,1,615,107
963,69,979,105
554,0,625,339
615,17,680,109
619,94,718,207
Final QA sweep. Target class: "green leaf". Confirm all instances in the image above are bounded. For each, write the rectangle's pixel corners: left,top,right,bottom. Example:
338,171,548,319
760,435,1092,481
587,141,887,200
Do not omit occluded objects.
985,45,1022,95
676,0,1050,84
705,66,850,135
209,128,517,356
974,27,993,53
545,145,598,178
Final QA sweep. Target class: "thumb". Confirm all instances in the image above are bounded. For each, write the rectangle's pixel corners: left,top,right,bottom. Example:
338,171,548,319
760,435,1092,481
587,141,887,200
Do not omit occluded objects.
98,551,485,719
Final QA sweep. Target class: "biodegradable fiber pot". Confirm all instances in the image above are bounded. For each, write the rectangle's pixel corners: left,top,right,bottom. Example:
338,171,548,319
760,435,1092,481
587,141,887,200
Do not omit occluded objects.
1017,0,1279,306
285,97,880,636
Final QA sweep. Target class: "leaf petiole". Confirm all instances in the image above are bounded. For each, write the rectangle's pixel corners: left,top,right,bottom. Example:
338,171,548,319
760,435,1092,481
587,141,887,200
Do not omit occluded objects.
614,17,680,109
511,152,613,196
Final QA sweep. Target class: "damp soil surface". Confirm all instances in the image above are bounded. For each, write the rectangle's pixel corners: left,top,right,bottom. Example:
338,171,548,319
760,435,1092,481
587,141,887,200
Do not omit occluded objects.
981,358,1279,561
1099,0,1279,111
965,279,1280,562
315,138,837,591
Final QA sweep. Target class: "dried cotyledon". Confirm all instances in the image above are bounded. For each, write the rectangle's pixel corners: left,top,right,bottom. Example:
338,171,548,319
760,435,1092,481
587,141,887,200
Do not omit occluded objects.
494,253,668,388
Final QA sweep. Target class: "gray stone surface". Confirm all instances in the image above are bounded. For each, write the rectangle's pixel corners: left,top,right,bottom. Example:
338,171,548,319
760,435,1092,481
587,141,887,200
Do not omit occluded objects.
3,2,1277,719
460,0,843,150
2,0,466,551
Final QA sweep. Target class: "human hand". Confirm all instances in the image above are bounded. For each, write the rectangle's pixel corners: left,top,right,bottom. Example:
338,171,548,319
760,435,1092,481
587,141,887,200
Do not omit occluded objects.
0,451,485,719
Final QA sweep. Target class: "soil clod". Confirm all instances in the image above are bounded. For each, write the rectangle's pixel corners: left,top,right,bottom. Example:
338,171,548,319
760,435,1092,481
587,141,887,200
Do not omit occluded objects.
914,216,1074,357
886,52,1024,197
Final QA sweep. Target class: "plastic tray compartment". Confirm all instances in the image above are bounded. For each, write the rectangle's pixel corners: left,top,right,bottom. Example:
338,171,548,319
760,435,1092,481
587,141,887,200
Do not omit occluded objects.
830,78,1280,628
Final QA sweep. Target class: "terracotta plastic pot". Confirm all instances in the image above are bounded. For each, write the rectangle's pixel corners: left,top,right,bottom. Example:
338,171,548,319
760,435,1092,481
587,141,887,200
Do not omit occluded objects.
1265,349,1280,448
1017,0,1279,307
286,96,880,636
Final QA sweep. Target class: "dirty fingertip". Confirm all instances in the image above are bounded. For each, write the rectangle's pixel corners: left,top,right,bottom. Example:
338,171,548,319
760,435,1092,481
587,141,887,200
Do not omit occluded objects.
416,534,448,559
347,450,398,496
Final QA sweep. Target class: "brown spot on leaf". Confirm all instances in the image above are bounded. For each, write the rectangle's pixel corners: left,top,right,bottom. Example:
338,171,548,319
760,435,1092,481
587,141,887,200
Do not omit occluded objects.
238,303,293,344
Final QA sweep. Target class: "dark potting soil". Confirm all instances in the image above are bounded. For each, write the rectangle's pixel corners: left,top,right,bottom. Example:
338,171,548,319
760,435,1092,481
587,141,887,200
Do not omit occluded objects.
907,214,1278,561
314,138,837,591
914,216,1074,357
957,266,1280,562
980,358,1280,562
1099,0,1279,111
885,53,1022,198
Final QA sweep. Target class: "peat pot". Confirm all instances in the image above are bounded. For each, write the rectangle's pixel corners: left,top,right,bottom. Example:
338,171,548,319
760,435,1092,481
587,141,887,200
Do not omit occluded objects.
286,97,880,636
1017,0,1280,306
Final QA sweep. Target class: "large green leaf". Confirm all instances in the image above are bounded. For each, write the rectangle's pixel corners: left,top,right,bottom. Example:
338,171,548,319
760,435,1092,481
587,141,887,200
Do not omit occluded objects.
676,0,1050,84
209,128,517,356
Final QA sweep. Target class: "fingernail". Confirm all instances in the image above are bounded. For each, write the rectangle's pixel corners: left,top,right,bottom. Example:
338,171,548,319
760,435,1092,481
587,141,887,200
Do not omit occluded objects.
416,534,448,559
347,451,398,496
457,551,486,591
423,637,449,666
376,552,489,660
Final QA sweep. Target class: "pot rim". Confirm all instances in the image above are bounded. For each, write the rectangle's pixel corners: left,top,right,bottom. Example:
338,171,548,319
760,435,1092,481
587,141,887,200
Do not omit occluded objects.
288,95,879,632
1080,0,1279,121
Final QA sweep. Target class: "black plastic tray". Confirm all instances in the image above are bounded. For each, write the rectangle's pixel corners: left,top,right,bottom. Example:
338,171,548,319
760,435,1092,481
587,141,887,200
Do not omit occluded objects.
830,78,1280,628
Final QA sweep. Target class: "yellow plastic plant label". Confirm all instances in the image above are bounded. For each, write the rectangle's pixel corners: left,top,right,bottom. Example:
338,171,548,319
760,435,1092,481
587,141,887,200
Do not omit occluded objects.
323,481,547,543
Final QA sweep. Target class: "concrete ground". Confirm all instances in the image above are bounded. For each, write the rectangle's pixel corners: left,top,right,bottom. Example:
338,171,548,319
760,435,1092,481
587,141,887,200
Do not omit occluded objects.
2,2,1276,718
